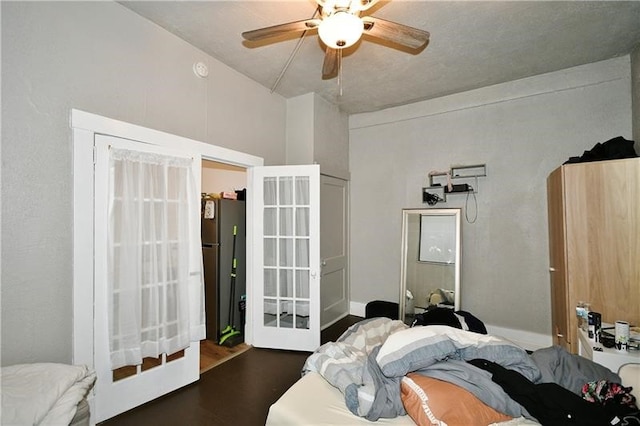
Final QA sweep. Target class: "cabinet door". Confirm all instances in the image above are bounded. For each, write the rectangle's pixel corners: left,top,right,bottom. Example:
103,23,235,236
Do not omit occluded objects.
564,158,640,341
547,167,571,350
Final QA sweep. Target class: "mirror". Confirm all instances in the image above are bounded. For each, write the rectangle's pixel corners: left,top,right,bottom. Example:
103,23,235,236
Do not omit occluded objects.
399,208,461,324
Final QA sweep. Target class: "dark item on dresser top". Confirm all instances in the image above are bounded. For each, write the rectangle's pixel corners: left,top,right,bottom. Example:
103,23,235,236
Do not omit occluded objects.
564,136,638,164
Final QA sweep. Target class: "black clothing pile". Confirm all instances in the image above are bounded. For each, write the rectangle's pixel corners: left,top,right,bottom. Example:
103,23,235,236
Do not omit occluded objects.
469,358,640,425
564,136,638,164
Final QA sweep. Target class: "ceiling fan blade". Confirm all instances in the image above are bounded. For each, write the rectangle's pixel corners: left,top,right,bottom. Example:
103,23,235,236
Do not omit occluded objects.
242,19,321,42
322,47,339,79
361,16,430,50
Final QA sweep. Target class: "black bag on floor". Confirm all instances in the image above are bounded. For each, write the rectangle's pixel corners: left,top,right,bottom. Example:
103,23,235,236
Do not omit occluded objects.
365,300,400,320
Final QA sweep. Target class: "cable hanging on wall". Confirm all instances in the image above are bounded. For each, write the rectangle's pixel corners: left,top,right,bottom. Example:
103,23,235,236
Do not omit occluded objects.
464,190,478,223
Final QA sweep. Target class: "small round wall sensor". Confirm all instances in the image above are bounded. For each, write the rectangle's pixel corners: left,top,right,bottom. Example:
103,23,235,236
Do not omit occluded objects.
193,62,209,78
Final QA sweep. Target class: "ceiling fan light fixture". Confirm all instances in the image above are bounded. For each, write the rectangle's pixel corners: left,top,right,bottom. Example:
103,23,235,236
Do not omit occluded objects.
318,11,363,49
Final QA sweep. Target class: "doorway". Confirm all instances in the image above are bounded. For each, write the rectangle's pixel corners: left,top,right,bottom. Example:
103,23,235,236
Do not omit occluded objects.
200,160,250,373
72,109,265,422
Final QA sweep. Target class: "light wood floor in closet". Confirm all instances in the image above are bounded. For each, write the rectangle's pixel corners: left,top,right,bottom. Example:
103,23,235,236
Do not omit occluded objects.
199,339,250,374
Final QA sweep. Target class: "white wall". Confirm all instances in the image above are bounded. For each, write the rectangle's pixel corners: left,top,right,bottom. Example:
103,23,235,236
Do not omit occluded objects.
286,93,315,166
286,92,350,179
1,2,287,365
349,57,633,335
632,43,640,144
312,95,350,179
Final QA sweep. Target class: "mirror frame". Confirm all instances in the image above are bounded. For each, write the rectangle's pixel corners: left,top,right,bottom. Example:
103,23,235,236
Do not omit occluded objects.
399,208,461,322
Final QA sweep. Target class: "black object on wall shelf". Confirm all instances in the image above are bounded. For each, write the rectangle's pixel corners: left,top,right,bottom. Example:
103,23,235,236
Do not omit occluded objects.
423,187,445,205
445,183,473,193
422,164,486,205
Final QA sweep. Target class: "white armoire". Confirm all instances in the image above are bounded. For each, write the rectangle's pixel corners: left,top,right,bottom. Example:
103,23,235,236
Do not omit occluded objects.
547,157,640,353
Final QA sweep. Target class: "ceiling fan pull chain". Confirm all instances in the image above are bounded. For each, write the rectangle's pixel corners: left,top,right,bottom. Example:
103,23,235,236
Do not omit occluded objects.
338,49,343,97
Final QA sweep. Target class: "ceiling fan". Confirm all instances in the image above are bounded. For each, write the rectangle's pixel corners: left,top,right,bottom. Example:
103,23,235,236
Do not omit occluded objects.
241,0,430,83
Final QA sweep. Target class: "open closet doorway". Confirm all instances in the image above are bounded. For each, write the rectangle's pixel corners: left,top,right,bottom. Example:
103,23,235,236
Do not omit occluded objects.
200,160,251,374
73,109,269,422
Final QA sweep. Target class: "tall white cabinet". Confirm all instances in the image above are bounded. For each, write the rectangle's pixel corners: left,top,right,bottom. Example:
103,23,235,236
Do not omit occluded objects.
547,157,640,353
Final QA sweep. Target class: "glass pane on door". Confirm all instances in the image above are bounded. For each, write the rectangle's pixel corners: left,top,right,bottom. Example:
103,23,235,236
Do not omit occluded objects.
262,175,311,330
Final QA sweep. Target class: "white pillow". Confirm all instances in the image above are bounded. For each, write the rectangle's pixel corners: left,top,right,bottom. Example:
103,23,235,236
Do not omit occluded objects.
376,325,511,377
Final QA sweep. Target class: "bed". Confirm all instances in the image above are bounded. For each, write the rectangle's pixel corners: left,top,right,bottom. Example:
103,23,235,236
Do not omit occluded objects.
1,363,96,425
267,318,639,426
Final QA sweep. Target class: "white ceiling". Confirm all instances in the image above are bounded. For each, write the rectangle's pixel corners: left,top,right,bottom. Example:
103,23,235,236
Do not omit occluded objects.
120,1,640,115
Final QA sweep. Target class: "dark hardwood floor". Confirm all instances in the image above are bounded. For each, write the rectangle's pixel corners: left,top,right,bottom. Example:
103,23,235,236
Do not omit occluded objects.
99,315,363,426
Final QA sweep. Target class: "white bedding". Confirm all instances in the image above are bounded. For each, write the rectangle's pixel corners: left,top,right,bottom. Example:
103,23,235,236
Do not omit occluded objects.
1,363,96,426
267,355,640,426
304,319,539,421
267,372,415,425
266,371,539,426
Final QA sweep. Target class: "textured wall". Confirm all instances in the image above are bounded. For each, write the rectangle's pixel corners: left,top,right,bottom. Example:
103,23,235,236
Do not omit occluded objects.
348,57,633,335
313,95,350,179
1,2,287,365
632,43,640,146
285,93,350,179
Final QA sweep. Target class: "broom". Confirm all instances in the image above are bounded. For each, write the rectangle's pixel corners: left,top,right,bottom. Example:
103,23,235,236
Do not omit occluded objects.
219,225,242,347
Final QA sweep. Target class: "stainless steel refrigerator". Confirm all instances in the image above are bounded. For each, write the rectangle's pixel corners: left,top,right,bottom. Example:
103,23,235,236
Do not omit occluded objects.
201,197,246,342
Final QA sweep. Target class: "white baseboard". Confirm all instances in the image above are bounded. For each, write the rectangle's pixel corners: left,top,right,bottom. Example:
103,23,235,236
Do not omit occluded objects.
349,301,367,318
485,324,553,352
321,312,349,331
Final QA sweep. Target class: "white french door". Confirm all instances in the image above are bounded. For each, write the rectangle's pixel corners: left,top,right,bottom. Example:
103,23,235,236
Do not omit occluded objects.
93,134,202,422
248,165,321,351
73,110,264,424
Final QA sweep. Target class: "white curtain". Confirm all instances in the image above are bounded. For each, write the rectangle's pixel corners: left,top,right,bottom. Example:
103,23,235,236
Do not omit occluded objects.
108,147,204,370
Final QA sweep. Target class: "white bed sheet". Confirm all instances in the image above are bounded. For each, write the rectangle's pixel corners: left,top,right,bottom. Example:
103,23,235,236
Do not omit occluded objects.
267,372,415,425
266,372,539,426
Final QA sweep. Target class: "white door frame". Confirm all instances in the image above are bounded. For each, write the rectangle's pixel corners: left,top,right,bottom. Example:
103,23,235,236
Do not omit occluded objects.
71,109,263,414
